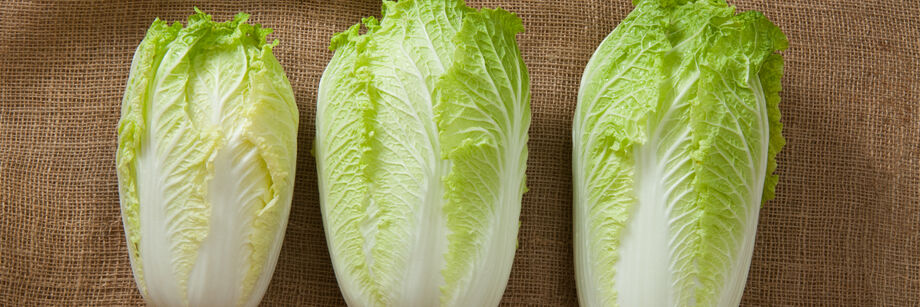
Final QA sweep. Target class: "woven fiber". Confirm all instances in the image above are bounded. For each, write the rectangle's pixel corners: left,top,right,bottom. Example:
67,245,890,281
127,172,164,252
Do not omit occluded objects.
1,0,918,305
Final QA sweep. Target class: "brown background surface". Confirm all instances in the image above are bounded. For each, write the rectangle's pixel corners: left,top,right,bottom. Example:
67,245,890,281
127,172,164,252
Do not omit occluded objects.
1,0,918,305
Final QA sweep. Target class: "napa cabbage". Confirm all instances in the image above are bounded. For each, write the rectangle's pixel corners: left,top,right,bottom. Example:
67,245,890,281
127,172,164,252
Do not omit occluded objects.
314,0,530,306
572,0,787,306
115,10,298,307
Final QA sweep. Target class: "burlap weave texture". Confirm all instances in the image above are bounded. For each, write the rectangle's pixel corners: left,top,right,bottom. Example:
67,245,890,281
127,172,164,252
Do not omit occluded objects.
1,0,918,305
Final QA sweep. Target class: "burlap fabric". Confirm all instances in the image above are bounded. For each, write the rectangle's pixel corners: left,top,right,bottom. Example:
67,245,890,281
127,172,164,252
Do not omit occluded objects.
1,0,917,305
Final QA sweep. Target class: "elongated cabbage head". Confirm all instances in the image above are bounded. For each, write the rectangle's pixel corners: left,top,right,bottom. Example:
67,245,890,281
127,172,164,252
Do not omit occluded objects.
315,0,530,306
115,10,298,307
573,0,787,306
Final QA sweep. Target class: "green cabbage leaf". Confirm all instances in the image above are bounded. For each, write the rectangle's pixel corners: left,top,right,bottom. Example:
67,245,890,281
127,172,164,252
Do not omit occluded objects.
573,1,787,306
116,10,298,307
315,1,530,306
